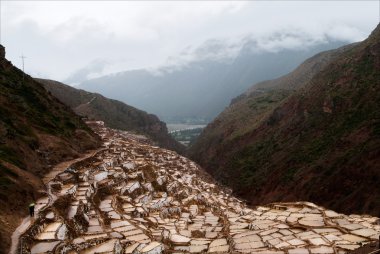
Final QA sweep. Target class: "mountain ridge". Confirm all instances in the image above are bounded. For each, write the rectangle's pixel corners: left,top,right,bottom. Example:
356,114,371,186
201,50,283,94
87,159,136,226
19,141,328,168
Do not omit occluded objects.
78,40,346,123
38,79,185,154
189,24,380,216
189,42,357,162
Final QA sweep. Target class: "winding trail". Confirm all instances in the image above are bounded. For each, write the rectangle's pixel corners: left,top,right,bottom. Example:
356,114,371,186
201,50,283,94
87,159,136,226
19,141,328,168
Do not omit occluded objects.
9,148,103,254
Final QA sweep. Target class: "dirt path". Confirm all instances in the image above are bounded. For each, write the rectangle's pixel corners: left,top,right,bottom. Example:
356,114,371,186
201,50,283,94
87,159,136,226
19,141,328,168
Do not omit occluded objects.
9,148,103,254
42,149,102,185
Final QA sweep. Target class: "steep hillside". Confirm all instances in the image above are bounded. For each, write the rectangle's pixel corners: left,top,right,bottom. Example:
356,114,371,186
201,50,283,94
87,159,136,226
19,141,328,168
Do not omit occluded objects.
79,41,345,123
190,43,355,162
189,25,380,216
38,79,184,154
0,45,100,251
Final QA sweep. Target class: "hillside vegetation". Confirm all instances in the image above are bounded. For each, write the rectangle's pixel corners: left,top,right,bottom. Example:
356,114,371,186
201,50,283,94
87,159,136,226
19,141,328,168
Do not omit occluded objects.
39,79,184,154
189,25,380,216
0,45,100,251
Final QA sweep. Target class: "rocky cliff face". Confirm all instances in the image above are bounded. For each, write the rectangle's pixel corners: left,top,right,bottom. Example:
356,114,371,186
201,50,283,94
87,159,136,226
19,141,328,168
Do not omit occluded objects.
38,79,185,154
0,46,100,252
189,24,380,216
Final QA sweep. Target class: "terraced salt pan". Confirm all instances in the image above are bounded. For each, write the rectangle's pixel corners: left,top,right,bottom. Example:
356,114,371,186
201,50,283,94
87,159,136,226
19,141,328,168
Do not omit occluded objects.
81,239,117,253
30,241,60,254
288,248,310,254
140,241,164,254
340,234,367,243
35,231,56,240
310,246,334,254
17,122,380,254
351,228,379,238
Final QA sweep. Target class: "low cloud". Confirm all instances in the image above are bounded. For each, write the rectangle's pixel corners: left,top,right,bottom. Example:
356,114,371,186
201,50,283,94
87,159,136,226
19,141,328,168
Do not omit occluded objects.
149,26,354,76
65,59,108,85
2,1,378,82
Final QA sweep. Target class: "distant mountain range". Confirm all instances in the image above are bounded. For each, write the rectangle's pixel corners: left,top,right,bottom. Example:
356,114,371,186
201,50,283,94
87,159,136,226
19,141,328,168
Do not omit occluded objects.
0,45,100,251
39,79,185,154
78,39,347,123
189,24,380,216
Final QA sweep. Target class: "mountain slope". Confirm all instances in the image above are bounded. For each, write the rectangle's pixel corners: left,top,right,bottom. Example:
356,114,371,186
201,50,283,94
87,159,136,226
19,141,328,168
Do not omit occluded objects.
189,25,380,216
0,45,100,252
79,41,345,123
38,79,185,154
190,43,356,162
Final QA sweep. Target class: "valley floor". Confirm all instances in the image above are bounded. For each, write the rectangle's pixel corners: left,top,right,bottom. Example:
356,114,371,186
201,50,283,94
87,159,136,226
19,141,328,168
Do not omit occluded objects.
13,121,379,254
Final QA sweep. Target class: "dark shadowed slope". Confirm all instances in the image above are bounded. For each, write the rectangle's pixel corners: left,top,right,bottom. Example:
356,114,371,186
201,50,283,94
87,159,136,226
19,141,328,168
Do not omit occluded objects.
189,24,380,216
38,79,185,154
0,45,100,252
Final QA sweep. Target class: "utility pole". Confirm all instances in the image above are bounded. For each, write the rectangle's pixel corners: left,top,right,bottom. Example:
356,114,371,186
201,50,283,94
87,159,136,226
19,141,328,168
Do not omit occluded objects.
20,54,26,81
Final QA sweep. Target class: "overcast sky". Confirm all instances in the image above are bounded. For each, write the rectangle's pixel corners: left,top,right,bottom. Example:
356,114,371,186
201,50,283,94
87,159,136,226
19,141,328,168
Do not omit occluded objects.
1,1,379,84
